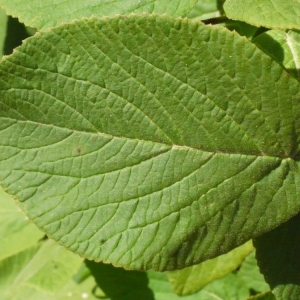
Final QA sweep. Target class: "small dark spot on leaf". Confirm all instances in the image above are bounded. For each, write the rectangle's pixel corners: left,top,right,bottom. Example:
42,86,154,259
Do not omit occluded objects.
100,239,106,244
76,148,81,154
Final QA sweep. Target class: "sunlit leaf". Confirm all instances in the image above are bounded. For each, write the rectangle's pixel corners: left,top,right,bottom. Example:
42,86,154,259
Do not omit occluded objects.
1,15,300,271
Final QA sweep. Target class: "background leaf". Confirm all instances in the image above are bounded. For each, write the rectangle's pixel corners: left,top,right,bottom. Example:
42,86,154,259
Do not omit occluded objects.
0,0,197,31
0,240,83,299
1,15,300,271
224,0,300,30
168,240,254,295
253,29,300,80
0,187,44,261
149,270,250,299
254,213,300,300
187,0,221,20
0,8,7,57
238,252,270,294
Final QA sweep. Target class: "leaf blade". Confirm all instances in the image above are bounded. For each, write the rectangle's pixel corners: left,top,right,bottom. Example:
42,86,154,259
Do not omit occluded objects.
1,15,300,271
0,0,197,30
224,0,300,30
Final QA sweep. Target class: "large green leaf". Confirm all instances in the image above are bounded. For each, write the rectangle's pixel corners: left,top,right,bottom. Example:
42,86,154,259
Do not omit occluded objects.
0,187,44,261
168,240,254,295
1,15,300,271
254,213,300,300
0,0,197,31
224,0,300,30
253,30,300,80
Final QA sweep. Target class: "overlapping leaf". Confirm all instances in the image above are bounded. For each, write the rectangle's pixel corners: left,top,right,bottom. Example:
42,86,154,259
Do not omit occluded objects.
0,187,44,260
224,0,300,30
0,240,82,299
254,29,300,79
187,0,220,19
0,0,197,31
1,15,300,271
168,241,254,295
238,252,270,294
149,270,249,300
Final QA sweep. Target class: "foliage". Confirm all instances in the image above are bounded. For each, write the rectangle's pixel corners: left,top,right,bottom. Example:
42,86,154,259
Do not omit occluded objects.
0,0,299,299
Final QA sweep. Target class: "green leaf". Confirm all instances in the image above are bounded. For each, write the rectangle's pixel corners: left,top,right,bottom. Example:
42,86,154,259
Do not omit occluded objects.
199,273,249,300
238,252,270,293
253,29,300,80
0,262,102,300
48,275,104,300
149,270,249,299
0,0,197,31
187,0,220,20
0,240,83,299
168,240,254,295
21,264,105,300
86,260,154,300
0,8,7,57
224,0,300,30
1,15,300,271
254,213,300,300
0,187,44,261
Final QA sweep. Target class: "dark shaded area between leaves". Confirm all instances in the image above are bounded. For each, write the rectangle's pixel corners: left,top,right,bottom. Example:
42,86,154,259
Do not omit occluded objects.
85,260,155,300
3,16,30,55
254,212,300,299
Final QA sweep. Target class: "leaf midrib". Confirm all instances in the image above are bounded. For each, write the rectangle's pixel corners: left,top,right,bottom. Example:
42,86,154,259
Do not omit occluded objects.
0,117,295,159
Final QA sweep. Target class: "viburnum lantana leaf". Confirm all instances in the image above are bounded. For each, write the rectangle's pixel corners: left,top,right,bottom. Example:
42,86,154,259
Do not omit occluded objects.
0,0,197,31
224,0,300,30
1,15,300,271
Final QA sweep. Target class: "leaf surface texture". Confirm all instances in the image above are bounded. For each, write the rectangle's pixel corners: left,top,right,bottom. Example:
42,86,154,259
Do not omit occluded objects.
0,0,197,30
224,0,300,30
1,15,300,270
